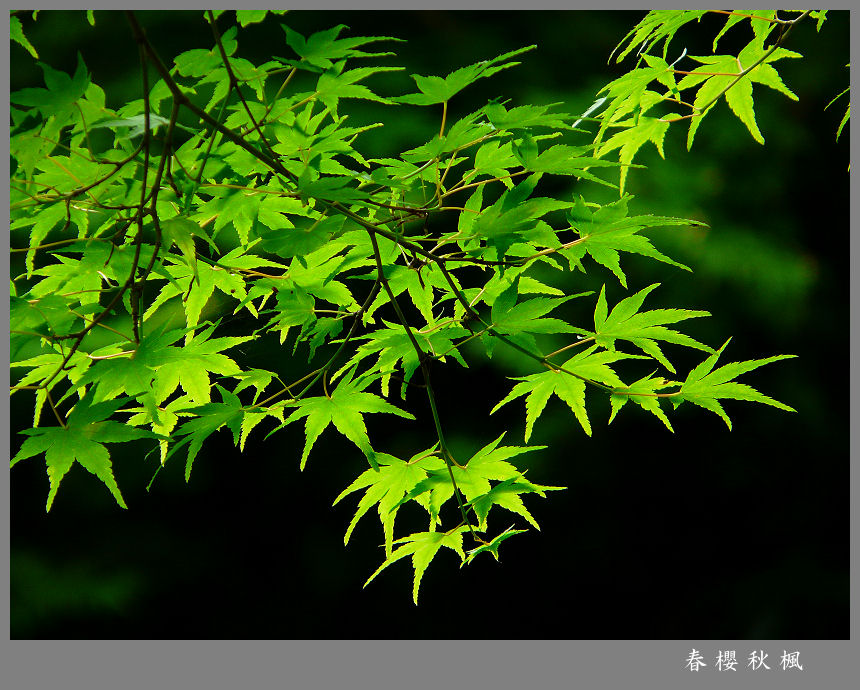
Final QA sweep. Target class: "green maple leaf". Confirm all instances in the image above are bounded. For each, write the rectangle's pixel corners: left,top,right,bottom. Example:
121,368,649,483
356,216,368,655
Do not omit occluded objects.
10,124,59,181
712,13,752,52
464,526,528,564
398,434,545,526
333,448,432,556
596,90,670,195
300,229,366,276
363,262,449,325
10,349,91,427
451,434,543,505
232,368,278,403
594,60,678,146
12,202,73,276
672,340,796,429
127,393,195,466
394,46,535,106
259,214,348,259
391,455,455,524
399,111,489,163
334,319,470,398
31,153,106,196
280,24,401,71
240,406,285,453
73,325,251,423
90,113,196,139
269,101,330,160
562,195,698,287
282,117,380,171
174,28,237,78
611,10,708,63
11,15,39,58
143,258,249,339
148,327,253,405
825,82,850,142
467,475,564,531
609,374,676,431
11,390,157,510
256,238,360,331
160,216,205,284
275,373,415,470
315,62,403,118
70,344,160,422
591,284,712,373
10,52,89,118
235,10,270,27
679,35,801,148
482,279,585,357
469,173,573,259
836,102,850,143
483,101,575,131
300,317,345,361
10,293,79,344
265,284,316,345
469,139,519,184
194,186,263,246
526,144,625,188
364,527,467,604
169,385,244,480
492,346,644,439
294,169,374,204
26,245,130,308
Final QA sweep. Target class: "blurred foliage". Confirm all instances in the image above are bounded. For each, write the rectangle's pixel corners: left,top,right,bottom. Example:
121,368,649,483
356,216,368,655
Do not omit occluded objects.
11,550,143,638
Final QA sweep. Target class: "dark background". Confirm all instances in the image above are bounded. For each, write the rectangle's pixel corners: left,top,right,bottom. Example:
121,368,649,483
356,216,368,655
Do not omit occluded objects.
9,10,849,639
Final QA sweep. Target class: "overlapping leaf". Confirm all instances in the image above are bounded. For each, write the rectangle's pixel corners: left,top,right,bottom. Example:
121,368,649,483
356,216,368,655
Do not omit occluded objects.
73,325,252,421
333,448,434,555
274,372,415,470
562,195,699,288
169,384,245,480
610,10,707,63
678,35,801,148
467,475,563,531
467,173,573,259
595,90,670,194
492,346,644,439
334,319,470,397
315,62,403,118
398,434,546,524
482,279,586,357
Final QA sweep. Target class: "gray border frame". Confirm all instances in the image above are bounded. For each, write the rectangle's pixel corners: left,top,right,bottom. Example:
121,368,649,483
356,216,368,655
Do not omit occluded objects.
4,1,854,688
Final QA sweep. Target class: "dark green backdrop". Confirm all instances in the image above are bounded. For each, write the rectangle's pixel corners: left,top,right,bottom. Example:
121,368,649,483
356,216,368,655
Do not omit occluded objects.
10,10,849,639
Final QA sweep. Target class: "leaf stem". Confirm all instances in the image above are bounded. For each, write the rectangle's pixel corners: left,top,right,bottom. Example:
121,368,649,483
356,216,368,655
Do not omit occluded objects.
545,336,594,359
367,230,479,541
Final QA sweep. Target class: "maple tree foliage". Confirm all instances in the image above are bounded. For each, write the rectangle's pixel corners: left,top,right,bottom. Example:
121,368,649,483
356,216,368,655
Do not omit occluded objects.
10,10,840,602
